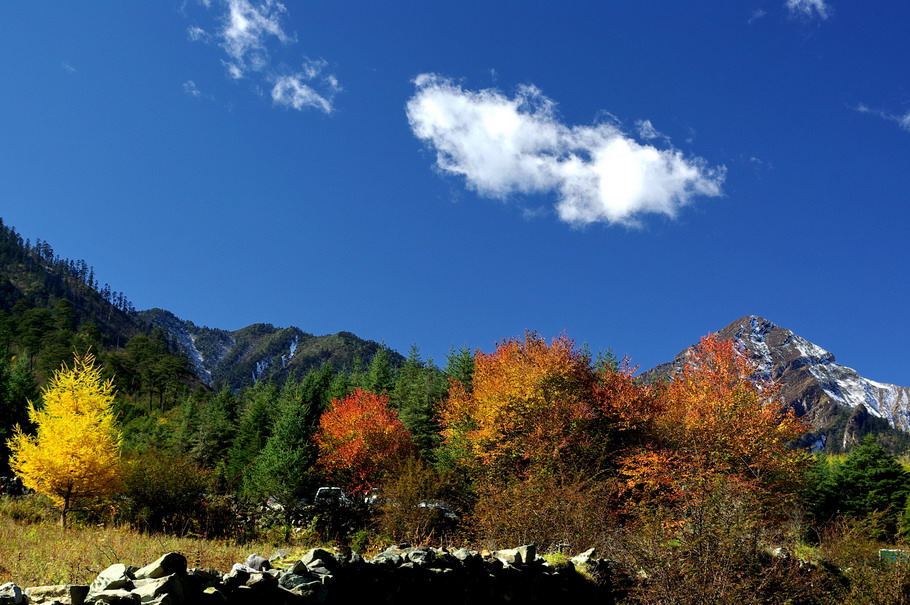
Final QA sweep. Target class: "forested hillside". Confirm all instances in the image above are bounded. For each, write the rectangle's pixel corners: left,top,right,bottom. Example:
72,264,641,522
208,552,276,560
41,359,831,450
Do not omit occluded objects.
139,308,403,391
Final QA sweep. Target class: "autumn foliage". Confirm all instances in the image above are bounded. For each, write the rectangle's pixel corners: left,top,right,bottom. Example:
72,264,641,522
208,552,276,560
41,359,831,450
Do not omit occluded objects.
315,388,413,493
7,352,123,527
438,332,654,545
619,334,808,515
441,333,595,476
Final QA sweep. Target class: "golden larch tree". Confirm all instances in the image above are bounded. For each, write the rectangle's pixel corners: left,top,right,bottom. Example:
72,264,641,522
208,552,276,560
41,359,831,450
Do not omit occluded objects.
7,352,123,527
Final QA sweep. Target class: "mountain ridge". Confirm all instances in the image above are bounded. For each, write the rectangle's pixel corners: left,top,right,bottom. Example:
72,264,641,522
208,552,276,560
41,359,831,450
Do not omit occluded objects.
138,308,402,391
646,315,910,452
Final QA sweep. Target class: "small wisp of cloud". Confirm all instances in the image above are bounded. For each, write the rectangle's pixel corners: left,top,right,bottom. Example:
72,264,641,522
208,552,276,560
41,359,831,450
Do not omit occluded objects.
271,59,341,114
186,0,340,113
747,9,767,24
406,74,725,228
855,103,910,133
785,0,831,21
183,80,206,99
219,0,292,79
61,61,76,74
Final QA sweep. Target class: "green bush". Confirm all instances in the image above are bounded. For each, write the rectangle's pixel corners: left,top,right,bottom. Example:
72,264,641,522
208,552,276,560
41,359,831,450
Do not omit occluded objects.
116,449,212,534
0,493,57,524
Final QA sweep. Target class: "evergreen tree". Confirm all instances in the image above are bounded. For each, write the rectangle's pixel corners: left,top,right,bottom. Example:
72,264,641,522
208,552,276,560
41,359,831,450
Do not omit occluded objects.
190,387,238,469
836,436,910,534
392,345,448,460
241,365,334,511
0,355,36,474
364,346,395,394
805,436,910,537
225,382,278,487
445,346,474,392
174,388,206,454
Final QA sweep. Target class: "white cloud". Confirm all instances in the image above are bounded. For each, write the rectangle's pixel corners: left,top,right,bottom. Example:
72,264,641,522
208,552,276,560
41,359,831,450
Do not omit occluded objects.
636,119,661,141
272,68,340,114
187,25,208,42
185,0,341,112
785,0,830,20
183,80,202,97
61,61,76,74
406,75,724,227
748,9,767,24
855,103,910,133
219,0,292,78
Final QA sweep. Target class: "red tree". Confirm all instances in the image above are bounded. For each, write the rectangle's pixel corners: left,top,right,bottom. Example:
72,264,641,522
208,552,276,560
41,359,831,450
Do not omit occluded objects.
315,388,413,493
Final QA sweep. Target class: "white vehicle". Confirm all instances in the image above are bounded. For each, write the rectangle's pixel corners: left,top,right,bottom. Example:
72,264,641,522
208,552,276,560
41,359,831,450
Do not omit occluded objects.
417,499,459,520
313,486,352,506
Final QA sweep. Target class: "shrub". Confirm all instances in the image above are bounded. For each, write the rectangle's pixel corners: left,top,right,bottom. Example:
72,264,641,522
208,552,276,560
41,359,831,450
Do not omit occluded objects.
816,515,910,604
377,457,455,545
116,449,212,535
472,470,617,552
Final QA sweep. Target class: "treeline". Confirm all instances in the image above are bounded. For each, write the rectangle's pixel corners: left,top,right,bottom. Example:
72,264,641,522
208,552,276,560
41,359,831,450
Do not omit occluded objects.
8,325,910,601
114,343,467,498
0,300,195,473
0,219,144,355
0,219,137,320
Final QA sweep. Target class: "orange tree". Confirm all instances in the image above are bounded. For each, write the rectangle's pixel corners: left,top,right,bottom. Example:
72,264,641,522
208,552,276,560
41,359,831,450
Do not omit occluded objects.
620,334,807,514
438,332,654,547
617,335,810,602
315,388,413,493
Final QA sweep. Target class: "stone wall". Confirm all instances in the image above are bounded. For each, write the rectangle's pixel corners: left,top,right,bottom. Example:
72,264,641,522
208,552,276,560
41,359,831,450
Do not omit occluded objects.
0,544,623,605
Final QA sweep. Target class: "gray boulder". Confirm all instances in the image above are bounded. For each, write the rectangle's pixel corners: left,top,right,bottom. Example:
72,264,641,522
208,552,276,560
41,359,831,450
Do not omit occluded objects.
24,585,89,605
0,583,24,605
243,554,271,572
131,575,184,603
300,549,337,571
405,547,435,565
84,589,140,604
570,548,597,566
134,553,187,581
88,565,134,597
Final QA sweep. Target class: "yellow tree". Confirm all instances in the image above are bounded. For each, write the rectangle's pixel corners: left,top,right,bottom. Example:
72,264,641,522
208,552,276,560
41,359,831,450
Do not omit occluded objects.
7,352,123,527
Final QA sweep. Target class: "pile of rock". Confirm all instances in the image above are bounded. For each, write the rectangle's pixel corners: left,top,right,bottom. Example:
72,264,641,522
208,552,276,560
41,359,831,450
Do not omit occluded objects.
0,544,621,605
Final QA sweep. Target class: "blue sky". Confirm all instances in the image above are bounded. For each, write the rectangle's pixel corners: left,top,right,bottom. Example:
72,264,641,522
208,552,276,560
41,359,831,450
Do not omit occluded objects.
1,1,908,383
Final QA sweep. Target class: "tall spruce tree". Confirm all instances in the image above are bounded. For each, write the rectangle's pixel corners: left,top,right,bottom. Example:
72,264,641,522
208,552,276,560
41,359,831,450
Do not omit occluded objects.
225,382,278,487
242,364,334,513
392,346,448,460
190,387,238,469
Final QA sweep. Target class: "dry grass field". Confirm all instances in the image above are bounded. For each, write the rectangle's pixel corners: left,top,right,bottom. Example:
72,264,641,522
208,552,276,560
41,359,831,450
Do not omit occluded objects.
0,495,297,587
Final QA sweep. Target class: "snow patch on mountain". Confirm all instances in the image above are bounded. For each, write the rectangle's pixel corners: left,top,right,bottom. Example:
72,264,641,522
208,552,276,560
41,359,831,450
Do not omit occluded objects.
186,333,210,383
252,358,269,383
281,335,299,368
730,316,910,433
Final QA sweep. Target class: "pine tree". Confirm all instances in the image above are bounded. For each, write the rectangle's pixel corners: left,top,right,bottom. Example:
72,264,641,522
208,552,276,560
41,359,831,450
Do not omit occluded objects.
445,346,474,392
7,352,122,527
392,346,447,460
225,382,278,486
835,435,909,536
242,365,334,511
364,346,395,394
190,387,237,468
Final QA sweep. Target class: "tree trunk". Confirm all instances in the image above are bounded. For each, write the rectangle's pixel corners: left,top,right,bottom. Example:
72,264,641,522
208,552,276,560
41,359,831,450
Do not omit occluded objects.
60,493,70,529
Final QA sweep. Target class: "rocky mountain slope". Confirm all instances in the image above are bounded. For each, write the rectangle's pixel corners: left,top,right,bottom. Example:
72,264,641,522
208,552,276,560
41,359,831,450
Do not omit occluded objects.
647,316,910,452
138,308,402,390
